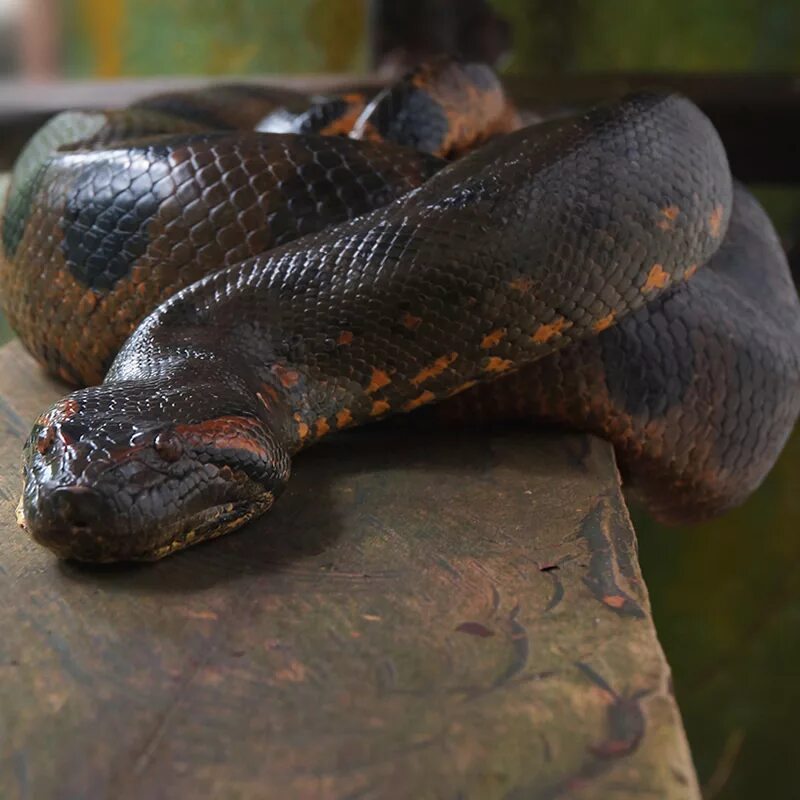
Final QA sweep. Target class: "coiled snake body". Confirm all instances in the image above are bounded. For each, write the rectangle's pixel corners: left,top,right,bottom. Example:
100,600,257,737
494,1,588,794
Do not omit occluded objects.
2,62,799,561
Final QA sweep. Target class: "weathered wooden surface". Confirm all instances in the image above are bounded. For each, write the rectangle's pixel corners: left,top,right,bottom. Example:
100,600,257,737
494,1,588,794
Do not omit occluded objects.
0,340,699,799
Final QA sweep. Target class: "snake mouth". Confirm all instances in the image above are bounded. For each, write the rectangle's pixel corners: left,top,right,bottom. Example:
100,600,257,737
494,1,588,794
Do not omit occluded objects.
18,487,276,562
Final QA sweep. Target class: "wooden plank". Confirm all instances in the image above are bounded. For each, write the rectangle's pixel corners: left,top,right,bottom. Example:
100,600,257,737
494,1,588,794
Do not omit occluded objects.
0,340,699,799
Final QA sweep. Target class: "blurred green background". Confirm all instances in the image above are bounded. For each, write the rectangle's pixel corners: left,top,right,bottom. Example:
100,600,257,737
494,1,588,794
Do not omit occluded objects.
2,1,800,797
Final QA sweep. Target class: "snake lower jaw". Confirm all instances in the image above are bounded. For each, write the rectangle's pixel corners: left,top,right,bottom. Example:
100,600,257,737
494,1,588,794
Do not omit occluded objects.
18,490,277,563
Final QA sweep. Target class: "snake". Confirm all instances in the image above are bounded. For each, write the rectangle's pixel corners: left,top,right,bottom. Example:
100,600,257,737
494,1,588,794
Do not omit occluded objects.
2,60,798,561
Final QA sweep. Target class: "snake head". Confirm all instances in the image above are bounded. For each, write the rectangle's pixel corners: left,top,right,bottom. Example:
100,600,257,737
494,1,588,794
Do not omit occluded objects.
18,378,290,562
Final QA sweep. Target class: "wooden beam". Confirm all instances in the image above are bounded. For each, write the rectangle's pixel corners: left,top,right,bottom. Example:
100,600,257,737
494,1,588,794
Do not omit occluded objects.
0,340,699,798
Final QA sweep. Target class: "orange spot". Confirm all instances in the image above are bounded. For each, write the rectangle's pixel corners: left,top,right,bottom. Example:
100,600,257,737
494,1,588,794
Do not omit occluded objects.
656,205,680,230
508,275,535,294
319,95,367,136
643,264,670,292
484,356,513,373
447,380,479,396
532,317,571,343
603,595,626,609
402,312,423,330
684,263,699,280
293,413,310,441
403,390,435,411
175,416,268,457
367,368,392,394
370,399,391,417
709,204,724,238
336,408,353,428
272,364,301,388
593,312,616,333
411,352,459,386
337,330,354,346
480,328,506,349
315,418,330,437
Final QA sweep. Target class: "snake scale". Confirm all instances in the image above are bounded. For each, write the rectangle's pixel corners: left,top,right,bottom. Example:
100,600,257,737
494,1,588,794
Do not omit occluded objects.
2,59,798,561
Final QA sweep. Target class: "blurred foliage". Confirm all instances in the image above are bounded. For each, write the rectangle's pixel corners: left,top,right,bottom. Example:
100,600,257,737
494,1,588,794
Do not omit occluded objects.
63,0,368,77
493,0,800,73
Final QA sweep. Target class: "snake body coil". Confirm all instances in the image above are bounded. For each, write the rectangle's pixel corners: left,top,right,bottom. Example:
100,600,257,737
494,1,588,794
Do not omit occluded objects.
2,64,798,561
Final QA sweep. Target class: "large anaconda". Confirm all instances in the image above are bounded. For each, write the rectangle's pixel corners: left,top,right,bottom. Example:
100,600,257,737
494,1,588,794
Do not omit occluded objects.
2,67,798,561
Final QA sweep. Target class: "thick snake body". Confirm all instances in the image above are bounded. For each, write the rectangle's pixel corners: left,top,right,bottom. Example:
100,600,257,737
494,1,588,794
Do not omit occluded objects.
3,66,799,561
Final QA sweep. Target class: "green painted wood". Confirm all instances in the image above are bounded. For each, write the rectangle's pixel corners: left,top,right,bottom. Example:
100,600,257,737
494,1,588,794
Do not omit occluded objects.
63,0,369,78
492,0,800,74
0,340,699,799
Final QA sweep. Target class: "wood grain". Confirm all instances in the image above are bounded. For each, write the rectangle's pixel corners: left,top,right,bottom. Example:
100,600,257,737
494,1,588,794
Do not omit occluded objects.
0,340,699,798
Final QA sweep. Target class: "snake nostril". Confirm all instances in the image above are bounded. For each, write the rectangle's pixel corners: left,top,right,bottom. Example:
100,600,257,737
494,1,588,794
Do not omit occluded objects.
48,485,104,530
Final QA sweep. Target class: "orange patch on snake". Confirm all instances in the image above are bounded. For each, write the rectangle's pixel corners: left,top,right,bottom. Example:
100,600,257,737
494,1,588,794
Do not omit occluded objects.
336,408,353,428
643,264,670,292
411,352,459,386
602,595,626,609
484,356,513,374
447,380,479,396
532,317,571,343
656,205,680,230
367,367,392,393
402,312,423,330
337,330,354,346
480,328,506,349
175,416,268,457
508,275,535,294
291,413,310,441
77,290,98,315
315,418,330,438
370,399,391,417
593,312,616,333
708,204,724,238
403,390,435,412
272,364,301,388
684,263,699,280
319,95,367,136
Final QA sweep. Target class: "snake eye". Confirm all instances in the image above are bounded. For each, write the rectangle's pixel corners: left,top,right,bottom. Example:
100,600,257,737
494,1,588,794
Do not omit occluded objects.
36,425,56,455
154,430,183,462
